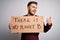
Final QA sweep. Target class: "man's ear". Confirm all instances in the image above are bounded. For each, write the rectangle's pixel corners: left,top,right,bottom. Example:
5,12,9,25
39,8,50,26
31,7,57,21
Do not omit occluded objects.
27,6,29,10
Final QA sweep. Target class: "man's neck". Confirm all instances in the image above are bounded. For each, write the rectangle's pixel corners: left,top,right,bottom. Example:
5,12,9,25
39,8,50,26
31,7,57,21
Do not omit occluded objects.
27,13,35,16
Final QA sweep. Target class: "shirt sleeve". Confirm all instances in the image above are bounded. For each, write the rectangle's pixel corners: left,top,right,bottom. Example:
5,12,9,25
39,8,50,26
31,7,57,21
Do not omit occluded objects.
44,23,52,33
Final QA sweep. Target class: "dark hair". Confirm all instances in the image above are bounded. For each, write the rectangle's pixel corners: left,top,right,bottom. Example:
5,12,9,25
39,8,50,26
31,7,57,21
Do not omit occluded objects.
27,1,38,6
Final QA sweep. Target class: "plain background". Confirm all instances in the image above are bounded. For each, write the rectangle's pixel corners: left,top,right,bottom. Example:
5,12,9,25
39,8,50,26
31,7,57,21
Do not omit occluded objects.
0,0,60,40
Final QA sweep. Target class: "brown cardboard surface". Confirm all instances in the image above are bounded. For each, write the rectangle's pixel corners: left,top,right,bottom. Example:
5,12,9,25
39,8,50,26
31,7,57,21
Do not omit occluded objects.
10,16,44,33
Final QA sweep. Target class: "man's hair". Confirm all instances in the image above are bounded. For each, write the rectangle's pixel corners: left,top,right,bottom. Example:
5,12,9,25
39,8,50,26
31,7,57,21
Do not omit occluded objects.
27,1,38,6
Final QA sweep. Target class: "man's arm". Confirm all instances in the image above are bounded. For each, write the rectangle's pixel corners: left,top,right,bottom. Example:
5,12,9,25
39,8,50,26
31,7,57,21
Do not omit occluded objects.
44,23,52,33
44,17,52,33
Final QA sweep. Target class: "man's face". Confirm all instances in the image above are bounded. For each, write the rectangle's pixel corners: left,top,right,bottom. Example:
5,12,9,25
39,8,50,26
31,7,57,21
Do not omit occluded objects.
28,3,37,15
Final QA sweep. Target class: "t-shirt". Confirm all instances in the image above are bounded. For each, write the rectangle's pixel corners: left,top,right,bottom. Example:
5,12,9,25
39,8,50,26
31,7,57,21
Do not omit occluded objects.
21,15,52,40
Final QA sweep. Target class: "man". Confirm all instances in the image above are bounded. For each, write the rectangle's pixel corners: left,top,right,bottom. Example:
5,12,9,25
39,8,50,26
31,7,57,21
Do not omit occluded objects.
9,1,52,40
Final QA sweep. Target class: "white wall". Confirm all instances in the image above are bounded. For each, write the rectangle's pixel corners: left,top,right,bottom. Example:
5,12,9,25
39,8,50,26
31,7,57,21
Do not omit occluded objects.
0,0,60,40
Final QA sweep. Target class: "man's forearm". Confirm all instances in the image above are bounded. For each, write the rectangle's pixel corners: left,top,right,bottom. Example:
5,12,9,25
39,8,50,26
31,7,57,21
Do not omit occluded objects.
44,23,52,33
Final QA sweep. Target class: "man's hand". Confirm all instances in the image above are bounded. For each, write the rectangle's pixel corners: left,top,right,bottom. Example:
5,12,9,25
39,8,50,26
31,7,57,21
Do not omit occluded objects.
46,17,52,25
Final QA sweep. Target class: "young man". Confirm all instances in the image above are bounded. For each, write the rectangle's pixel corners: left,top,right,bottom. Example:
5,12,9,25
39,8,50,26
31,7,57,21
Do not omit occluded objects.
9,1,52,40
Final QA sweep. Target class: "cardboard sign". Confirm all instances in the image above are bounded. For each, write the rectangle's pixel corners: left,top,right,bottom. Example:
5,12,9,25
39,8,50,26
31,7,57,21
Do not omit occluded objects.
10,16,44,33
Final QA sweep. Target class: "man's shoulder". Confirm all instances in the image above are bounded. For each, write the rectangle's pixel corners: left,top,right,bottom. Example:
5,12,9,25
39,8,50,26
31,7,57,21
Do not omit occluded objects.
24,15,28,16
35,15,39,16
